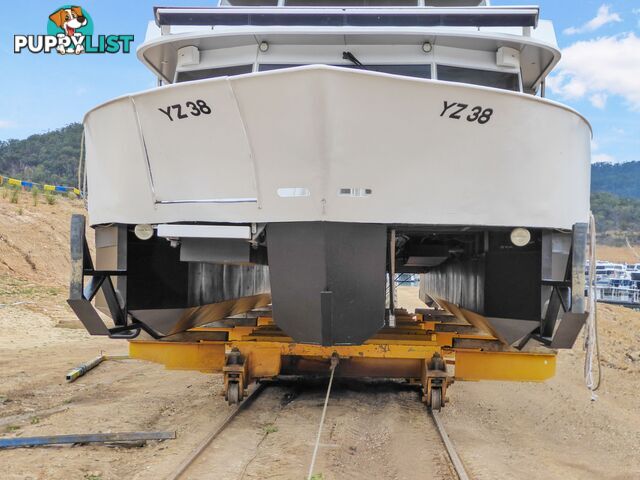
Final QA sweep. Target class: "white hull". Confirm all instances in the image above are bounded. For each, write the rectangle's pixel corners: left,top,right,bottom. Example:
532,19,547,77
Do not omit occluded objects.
84,65,590,228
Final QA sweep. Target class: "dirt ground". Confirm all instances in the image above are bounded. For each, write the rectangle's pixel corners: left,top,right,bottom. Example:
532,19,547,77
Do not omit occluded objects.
1,190,640,479
596,244,640,264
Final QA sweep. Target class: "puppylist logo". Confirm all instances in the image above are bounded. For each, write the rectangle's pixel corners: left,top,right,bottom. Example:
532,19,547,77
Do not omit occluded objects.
14,5,134,55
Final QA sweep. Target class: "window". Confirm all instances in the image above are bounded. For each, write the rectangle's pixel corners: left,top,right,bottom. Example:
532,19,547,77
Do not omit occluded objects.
436,65,519,91
345,64,431,79
259,64,431,79
259,64,303,72
176,64,253,83
425,0,484,5
284,0,418,5
220,0,278,6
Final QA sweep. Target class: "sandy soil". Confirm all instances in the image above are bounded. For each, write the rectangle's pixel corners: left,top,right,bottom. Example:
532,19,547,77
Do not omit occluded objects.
1,190,640,479
0,190,89,286
596,244,640,264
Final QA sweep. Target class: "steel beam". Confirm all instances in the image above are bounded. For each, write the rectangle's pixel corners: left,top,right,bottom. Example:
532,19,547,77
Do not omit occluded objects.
454,349,555,381
129,320,557,383
129,341,226,372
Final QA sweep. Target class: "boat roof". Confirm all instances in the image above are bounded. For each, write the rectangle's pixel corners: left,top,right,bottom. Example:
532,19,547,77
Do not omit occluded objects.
220,0,490,5
139,3,558,93
153,5,539,29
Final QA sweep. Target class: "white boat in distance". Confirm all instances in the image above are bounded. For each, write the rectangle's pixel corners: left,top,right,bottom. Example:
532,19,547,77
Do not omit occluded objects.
71,1,591,349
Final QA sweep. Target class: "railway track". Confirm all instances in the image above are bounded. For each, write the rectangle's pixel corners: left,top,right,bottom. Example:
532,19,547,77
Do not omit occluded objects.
166,380,471,480
167,383,268,480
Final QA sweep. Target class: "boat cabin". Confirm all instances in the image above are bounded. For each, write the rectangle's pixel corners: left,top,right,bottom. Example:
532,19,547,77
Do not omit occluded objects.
140,0,559,95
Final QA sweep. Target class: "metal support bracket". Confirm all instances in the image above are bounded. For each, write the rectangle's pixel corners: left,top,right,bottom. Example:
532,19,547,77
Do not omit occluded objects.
522,222,589,350
67,214,156,339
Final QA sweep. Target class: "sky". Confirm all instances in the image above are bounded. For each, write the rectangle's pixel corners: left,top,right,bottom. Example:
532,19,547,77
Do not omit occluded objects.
0,0,638,164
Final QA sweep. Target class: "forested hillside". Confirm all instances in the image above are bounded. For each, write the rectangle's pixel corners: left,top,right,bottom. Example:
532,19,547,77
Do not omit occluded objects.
592,161,640,199
590,191,640,244
0,123,82,187
1,124,639,243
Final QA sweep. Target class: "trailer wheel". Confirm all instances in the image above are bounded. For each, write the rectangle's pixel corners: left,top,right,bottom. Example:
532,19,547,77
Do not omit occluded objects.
227,382,240,405
431,387,443,412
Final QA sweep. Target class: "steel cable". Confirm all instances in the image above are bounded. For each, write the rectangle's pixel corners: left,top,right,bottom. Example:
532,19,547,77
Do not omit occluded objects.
585,211,602,398
307,356,338,480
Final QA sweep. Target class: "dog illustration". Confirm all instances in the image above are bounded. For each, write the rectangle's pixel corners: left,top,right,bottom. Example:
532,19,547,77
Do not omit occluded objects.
49,6,87,54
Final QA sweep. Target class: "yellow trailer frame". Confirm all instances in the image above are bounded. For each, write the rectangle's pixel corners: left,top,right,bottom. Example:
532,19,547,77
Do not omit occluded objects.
129,312,555,408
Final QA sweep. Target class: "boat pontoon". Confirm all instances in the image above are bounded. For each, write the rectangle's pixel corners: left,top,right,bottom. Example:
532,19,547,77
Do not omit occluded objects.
70,0,591,353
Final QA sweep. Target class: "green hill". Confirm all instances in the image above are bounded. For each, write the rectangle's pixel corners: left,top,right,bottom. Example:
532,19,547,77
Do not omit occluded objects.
591,161,640,199
591,191,640,245
0,123,83,188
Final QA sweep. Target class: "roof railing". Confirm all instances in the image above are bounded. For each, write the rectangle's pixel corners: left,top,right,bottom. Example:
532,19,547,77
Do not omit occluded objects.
154,6,540,29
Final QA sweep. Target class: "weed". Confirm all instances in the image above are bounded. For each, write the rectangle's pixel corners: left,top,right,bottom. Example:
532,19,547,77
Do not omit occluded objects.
310,474,324,480
263,423,278,434
31,186,40,206
9,188,19,204
46,286,61,295
84,474,102,480
6,425,20,432
17,206,23,215
30,417,40,425
44,191,56,205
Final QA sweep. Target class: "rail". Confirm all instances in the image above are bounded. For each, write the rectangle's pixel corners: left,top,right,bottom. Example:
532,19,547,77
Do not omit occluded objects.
431,410,472,480
592,285,640,306
166,382,268,480
166,379,473,480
